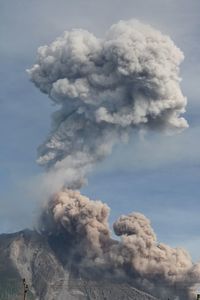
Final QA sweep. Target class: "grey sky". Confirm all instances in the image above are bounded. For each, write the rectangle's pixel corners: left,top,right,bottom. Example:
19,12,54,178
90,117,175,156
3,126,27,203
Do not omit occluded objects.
1,0,200,260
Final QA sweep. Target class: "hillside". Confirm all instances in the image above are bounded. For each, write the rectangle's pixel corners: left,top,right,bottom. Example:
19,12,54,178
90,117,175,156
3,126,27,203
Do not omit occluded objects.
0,230,158,300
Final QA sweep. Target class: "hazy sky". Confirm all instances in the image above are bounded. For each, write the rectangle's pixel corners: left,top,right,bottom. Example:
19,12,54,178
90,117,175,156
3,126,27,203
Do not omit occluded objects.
1,0,200,260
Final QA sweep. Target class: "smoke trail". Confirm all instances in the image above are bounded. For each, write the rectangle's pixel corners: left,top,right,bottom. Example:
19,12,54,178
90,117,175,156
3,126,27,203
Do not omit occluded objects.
28,19,188,189
28,20,199,299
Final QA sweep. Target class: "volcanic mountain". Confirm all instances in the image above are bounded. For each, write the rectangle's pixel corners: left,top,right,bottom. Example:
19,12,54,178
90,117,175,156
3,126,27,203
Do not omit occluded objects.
0,229,158,300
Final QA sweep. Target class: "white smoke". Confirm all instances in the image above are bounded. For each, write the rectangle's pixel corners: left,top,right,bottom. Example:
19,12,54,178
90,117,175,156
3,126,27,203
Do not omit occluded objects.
28,19,188,189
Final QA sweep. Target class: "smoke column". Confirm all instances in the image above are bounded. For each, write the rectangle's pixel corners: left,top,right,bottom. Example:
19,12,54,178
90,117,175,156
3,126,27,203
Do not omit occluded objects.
28,20,200,299
28,19,187,190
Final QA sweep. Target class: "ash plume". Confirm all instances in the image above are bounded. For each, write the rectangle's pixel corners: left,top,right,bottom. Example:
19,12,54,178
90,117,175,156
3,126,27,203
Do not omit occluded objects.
28,19,188,189
40,189,110,260
40,189,200,299
28,20,200,299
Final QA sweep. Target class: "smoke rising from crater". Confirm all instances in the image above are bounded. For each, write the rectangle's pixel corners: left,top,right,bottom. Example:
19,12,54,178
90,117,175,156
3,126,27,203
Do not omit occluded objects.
40,189,200,299
40,189,110,259
28,19,188,189
28,20,199,299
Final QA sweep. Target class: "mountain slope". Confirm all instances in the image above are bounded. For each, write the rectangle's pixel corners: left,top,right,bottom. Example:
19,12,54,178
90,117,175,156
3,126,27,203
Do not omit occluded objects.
0,230,158,300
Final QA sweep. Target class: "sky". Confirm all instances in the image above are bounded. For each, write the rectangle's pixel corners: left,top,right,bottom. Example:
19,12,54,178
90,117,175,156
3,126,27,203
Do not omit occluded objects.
1,0,200,260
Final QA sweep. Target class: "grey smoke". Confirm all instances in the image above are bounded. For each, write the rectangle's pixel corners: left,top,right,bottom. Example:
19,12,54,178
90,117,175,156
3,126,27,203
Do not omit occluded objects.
40,189,110,260
28,20,199,299
41,189,200,300
28,19,188,189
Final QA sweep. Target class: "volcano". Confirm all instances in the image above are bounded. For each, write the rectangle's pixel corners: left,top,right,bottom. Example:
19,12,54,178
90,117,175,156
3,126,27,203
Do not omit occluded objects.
0,229,158,300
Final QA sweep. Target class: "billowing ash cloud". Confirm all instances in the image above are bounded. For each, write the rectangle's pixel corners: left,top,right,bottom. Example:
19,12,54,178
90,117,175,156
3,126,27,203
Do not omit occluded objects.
28,19,188,189
40,189,110,259
28,20,199,299
41,189,200,300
